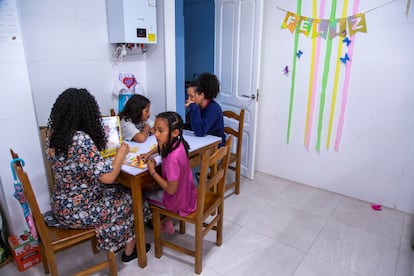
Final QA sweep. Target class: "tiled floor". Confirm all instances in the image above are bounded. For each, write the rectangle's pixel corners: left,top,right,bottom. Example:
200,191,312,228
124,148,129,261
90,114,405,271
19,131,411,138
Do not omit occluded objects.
1,171,413,275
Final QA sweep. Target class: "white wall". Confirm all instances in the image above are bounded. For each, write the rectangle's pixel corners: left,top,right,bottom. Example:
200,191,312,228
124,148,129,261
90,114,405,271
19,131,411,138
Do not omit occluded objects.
146,0,168,116
256,0,414,213
0,0,48,235
18,0,159,125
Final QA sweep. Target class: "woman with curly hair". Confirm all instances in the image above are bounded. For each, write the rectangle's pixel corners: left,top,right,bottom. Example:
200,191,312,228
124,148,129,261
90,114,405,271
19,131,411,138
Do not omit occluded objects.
119,94,154,142
46,88,151,264
184,72,226,147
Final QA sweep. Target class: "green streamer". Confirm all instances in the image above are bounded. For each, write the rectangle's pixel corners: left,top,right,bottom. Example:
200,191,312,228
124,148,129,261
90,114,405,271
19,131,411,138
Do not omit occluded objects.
315,0,338,151
286,0,302,144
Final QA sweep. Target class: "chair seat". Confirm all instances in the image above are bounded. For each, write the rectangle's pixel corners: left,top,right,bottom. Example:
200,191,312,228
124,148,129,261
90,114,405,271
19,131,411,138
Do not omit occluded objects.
153,192,220,222
228,152,237,164
48,227,96,249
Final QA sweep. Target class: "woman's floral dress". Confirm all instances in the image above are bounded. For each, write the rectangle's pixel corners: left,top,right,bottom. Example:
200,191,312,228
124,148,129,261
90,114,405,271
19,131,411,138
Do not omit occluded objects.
46,131,151,251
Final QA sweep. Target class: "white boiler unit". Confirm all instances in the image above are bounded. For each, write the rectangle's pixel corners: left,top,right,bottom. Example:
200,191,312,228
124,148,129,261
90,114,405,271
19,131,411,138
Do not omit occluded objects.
106,0,157,44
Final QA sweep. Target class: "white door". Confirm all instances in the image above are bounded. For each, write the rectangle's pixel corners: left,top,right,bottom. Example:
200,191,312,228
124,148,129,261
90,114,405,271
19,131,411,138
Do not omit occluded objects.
214,0,263,179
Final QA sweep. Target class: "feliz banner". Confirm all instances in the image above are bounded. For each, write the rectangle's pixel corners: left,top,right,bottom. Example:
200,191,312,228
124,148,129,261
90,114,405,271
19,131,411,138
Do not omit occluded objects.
281,11,367,39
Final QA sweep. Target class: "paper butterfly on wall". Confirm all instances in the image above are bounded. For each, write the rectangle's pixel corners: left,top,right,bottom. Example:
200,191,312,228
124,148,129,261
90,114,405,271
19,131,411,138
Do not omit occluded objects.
342,37,352,47
282,65,289,75
340,53,350,64
296,50,303,58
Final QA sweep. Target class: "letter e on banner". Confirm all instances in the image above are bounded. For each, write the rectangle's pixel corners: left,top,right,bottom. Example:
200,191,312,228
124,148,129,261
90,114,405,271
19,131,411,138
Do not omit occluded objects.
299,16,313,37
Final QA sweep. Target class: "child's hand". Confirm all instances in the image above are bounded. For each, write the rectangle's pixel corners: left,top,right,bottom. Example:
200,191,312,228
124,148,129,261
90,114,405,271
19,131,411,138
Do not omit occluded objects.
117,143,130,158
185,99,194,108
147,157,156,172
138,152,149,162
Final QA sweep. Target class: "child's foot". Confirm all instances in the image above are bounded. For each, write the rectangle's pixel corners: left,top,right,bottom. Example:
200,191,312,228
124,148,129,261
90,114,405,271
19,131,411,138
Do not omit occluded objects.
161,220,175,234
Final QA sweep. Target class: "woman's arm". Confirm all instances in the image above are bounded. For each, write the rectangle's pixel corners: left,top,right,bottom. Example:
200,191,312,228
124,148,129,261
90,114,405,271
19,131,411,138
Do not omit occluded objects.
99,143,129,184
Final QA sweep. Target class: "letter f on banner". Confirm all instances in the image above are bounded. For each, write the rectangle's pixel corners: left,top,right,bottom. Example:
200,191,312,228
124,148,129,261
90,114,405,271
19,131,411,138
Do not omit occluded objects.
281,11,299,33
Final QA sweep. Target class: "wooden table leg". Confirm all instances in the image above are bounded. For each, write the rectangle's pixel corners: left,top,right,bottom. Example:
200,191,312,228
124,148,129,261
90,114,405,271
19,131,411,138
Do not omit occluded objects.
130,183,147,268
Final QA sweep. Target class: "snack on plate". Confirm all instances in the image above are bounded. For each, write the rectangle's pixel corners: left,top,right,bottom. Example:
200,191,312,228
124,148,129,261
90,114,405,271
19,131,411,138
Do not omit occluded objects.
136,157,147,169
129,146,139,153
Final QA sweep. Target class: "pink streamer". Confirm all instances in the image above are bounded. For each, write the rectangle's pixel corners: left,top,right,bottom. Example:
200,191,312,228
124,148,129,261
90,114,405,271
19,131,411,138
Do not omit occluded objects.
305,0,326,149
334,0,360,151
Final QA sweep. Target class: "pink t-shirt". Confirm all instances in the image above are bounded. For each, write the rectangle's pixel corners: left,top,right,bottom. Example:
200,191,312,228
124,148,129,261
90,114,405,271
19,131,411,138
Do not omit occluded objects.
161,142,197,216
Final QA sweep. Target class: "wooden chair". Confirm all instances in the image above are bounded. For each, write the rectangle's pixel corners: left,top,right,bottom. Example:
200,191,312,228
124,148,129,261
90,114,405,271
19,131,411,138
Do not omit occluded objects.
151,136,232,274
39,126,55,193
10,149,117,276
222,109,245,194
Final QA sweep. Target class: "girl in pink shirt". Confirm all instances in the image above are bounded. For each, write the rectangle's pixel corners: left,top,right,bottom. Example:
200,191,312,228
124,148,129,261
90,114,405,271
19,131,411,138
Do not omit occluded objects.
144,111,197,233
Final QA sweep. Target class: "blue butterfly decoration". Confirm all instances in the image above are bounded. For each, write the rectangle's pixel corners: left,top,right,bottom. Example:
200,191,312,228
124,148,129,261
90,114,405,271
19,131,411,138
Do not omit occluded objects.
342,37,351,47
340,53,350,64
282,65,289,75
296,50,303,58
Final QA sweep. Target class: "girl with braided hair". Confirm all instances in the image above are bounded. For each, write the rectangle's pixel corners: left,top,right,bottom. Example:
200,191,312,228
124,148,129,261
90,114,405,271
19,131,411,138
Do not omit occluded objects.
141,111,197,234
46,88,151,264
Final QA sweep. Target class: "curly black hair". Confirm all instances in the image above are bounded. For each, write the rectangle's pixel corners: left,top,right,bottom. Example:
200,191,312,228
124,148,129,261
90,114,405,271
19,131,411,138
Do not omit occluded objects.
119,94,150,124
156,111,190,158
47,88,106,154
188,72,220,99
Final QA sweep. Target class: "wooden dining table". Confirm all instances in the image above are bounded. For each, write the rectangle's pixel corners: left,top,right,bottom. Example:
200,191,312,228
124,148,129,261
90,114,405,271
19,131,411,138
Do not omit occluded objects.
115,130,221,268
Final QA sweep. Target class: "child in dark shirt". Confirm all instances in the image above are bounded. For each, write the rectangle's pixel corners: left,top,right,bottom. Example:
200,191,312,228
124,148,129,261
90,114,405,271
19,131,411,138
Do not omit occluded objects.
185,72,226,147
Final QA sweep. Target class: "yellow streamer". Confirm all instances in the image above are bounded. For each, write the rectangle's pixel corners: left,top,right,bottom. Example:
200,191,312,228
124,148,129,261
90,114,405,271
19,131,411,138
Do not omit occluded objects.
304,0,318,147
326,0,349,149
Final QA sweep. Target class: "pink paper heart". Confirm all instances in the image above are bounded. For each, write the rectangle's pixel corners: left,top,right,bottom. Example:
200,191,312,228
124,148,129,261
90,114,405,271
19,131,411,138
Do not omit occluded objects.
122,77,137,89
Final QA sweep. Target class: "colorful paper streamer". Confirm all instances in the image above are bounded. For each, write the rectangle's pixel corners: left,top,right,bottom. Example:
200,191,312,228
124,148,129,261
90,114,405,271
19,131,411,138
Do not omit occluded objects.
304,0,325,149
334,0,360,151
316,0,338,151
286,0,303,143
326,0,349,149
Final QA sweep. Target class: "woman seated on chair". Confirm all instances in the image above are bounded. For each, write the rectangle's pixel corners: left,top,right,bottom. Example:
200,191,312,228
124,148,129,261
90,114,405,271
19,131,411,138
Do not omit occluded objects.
46,88,151,264
184,72,226,147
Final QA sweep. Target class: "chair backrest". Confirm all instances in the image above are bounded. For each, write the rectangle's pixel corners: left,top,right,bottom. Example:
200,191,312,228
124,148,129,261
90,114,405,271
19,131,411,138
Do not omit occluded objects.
39,126,55,192
10,149,51,248
223,109,245,163
196,136,232,218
